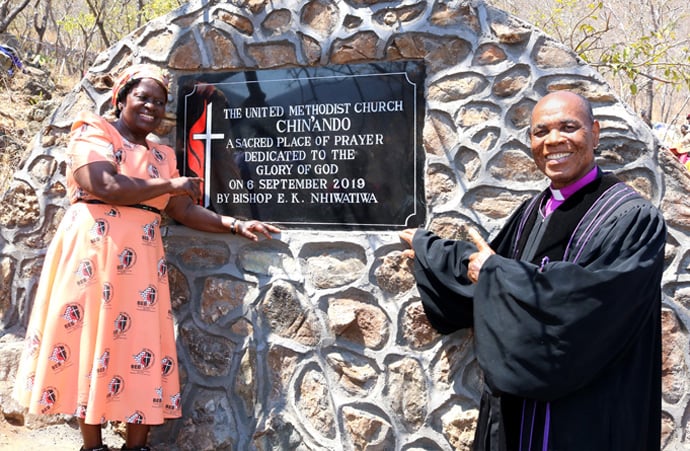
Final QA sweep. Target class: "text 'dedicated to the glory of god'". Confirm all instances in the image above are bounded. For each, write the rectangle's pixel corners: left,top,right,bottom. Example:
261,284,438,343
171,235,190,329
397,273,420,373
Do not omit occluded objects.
177,61,425,230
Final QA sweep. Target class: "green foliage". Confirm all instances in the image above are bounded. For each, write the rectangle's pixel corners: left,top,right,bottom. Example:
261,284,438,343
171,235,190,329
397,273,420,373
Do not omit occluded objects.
57,12,96,34
142,0,181,20
110,0,180,35
57,1,181,46
598,22,690,94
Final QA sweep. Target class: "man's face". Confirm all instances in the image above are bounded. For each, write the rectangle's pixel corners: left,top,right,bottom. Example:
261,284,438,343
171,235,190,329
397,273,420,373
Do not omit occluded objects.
529,93,600,189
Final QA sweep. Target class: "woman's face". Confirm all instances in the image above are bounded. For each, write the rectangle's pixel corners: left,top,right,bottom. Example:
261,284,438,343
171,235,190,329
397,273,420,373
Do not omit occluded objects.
119,78,167,137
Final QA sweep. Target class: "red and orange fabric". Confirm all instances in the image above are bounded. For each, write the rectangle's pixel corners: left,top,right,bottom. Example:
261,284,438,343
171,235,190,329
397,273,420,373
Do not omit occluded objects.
13,110,182,425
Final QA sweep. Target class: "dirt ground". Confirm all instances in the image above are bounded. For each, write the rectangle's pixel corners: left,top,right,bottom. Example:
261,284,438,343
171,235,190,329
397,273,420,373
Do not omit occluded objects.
0,415,125,450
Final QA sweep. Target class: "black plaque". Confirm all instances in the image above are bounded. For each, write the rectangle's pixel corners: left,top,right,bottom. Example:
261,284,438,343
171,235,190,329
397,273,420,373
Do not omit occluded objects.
176,61,426,230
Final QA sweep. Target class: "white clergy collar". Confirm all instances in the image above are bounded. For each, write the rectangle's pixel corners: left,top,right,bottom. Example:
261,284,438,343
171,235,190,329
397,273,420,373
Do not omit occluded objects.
550,187,565,201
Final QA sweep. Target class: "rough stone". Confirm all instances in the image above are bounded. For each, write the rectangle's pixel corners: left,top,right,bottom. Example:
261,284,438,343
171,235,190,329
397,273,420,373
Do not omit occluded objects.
430,1,480,31
179,322,235,377
428,73,488,102
167,264,190,311
400,301,440,349
262,9,293,36
261,281,321,347
216,9,254,35
299,32,322,65
22,205,63,250
0,182,40,229
488,14,531,45
473,43,507,65
327,295,389,350
373,3,427,27
489,147,544,182
0,338,23,420
493,65,531,97
175,389,236,451
168,33,204,70
200,276,256,324
301,243,366,289
385,356,427,431
235,346,257,414
456,102,501,127
203,28,242,70
297,367,336,438
331,31,380,64
0,255,17,324
428,216,478,240
373,250,415,295
441,405,479,451
467,187,533,219
164,236,230,270
660,151,690,229
342,405,395,451
507,98,536,129
661,309,687,404
391,35,472,73
426,164,459,206
300,0,339,37
237,241,299,278
534,40,580,69
454,147,482,182
139,27,175,61
1,1,684,449
472,127,500,152
662,412,675,448
267,344,299,401
247,41,298,67
424,109,459,157
252,409,308,451
326,350,379,395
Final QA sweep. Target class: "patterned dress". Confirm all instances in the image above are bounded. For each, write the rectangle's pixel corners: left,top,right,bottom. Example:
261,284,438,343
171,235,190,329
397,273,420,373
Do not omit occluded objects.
14,111,182,425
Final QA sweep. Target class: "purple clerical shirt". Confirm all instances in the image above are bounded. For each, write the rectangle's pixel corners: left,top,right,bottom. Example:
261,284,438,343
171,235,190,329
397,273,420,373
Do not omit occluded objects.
543,166,599,217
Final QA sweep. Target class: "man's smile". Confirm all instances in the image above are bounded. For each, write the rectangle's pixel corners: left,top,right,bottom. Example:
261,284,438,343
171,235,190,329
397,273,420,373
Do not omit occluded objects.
546,152,571,162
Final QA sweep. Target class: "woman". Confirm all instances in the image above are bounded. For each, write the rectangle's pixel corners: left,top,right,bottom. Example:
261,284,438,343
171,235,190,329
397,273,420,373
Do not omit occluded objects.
13,64,280,451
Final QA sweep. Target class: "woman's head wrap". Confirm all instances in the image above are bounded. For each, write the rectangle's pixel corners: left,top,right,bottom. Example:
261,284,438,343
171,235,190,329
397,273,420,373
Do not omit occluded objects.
111,64,170,107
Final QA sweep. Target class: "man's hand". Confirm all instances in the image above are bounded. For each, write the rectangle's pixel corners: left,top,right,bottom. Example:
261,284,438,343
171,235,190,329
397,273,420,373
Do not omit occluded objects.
399,228,417,259
467,227,494,284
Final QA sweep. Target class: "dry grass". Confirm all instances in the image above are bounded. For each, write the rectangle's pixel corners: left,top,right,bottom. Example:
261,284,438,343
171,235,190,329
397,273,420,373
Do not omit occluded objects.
0,77,28,195
0,142,23,195
0,67,78,196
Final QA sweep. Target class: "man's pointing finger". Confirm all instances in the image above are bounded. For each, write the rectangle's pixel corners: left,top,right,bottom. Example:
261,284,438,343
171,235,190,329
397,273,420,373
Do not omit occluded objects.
467,227,492,252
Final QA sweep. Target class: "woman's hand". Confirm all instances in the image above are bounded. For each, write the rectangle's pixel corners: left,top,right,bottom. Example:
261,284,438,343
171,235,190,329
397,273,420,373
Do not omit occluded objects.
234,219,281,241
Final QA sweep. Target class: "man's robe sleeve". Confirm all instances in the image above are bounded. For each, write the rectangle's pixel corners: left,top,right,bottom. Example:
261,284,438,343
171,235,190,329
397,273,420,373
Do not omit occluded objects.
411,229,476,333
411,204,530,334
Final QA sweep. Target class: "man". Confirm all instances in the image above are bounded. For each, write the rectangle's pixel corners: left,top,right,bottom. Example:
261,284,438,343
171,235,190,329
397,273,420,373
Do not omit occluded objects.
400,91,666,450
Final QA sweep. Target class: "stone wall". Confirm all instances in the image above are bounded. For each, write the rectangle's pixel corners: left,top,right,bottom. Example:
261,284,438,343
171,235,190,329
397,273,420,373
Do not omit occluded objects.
1,0,689,450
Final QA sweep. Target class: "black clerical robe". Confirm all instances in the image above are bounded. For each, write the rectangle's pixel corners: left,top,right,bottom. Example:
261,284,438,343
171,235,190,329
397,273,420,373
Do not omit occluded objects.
412,172,666,451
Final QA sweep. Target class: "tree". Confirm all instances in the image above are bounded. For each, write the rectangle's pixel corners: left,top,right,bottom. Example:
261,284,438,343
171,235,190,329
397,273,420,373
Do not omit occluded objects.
487,0,690,125
32,0,49,54
0,0,32,35
2,0,184,76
